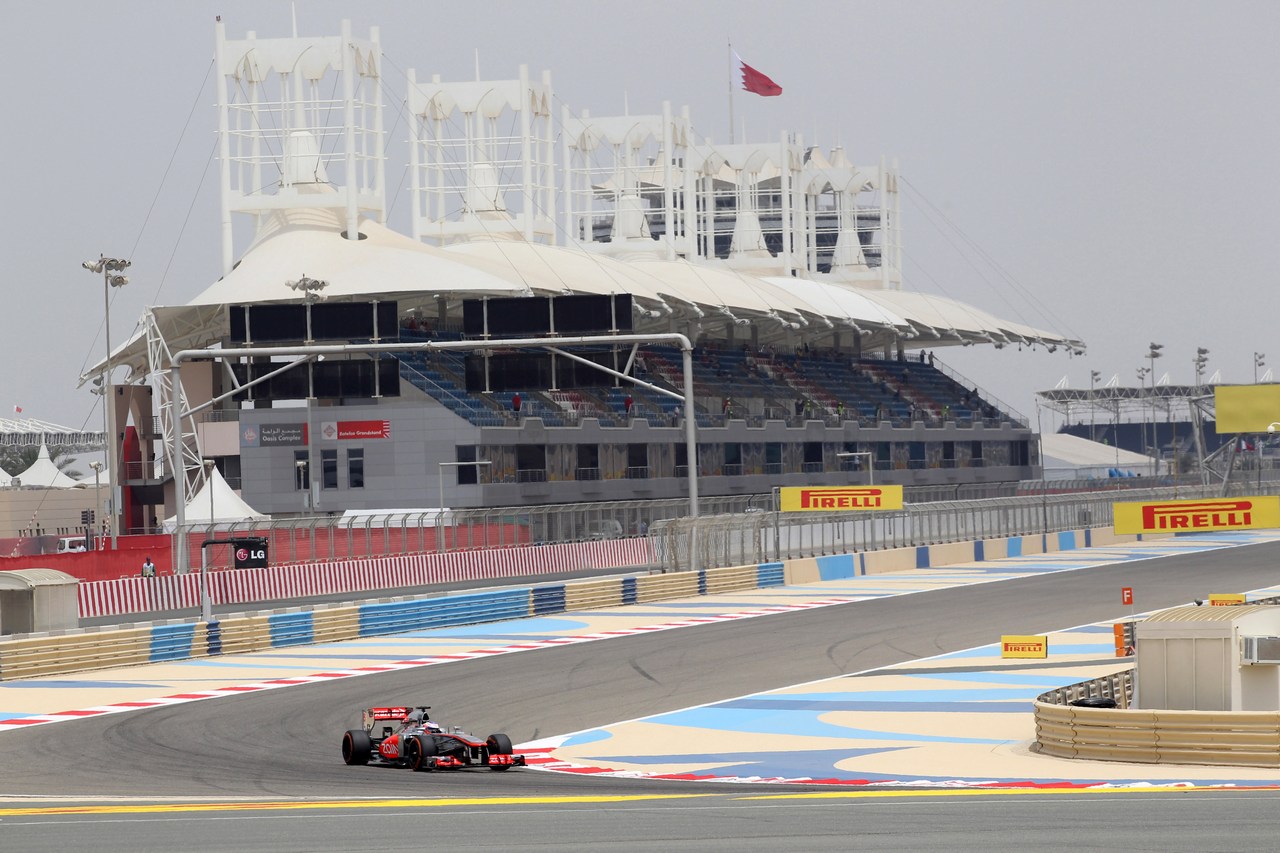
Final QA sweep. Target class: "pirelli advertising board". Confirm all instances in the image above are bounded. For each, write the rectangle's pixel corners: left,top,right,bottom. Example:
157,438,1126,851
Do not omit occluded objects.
779,485,904,512
1001,635,1048,659
1113,496,1280,535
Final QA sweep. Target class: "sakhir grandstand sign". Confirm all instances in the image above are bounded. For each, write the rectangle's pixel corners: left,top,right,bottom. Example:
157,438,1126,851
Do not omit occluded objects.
779,486,904,512
1112,496,1280,534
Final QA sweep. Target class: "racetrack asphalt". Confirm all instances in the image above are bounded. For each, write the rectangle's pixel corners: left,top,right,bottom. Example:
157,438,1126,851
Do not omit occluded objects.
6,534,1280,850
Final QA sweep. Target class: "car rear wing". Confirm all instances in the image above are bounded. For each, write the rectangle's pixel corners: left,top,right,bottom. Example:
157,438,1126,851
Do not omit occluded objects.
363,705,431,727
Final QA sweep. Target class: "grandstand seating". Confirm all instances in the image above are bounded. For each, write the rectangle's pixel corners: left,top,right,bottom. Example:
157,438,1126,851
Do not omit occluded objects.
396,328,1011,431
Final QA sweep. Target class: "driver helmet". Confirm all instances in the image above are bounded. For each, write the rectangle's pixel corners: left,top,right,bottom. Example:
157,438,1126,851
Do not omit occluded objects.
424,721,442,733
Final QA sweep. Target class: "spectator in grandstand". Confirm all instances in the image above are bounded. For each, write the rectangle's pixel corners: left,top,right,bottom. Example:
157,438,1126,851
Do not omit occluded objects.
928,351,936,366
836,401,845,420
512,393,522,418
624,394,633,415
901,367,911,385
794,399,804,417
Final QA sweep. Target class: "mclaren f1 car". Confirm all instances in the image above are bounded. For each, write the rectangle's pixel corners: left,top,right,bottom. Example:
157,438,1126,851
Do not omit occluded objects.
341,706,525,771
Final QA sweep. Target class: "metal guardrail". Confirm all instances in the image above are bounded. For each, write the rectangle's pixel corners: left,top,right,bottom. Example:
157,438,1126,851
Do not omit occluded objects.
166,474,1280,567
1037,669,1135,709
650,481,1280,572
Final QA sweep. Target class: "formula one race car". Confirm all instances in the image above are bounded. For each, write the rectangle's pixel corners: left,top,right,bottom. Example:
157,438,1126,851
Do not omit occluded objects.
341,706,525,772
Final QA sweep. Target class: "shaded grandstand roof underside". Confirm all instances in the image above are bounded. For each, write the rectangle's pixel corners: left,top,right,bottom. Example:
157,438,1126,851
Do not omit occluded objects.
95,206,1083,381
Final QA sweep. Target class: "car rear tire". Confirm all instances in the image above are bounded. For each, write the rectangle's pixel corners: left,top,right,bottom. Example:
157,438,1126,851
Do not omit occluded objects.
487,733,514,771
342,729,372,766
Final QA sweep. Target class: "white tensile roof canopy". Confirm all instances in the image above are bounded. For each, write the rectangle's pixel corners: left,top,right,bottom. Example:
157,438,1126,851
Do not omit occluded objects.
12,445,81,489
164,467,267,526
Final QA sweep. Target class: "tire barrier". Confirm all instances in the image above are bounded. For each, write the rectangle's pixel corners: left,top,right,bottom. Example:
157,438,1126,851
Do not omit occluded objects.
0,557,783,681
76,537,655,620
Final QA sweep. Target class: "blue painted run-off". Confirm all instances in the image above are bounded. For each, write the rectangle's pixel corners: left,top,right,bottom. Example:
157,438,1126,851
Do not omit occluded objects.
269,612,315,647
149,623,196,662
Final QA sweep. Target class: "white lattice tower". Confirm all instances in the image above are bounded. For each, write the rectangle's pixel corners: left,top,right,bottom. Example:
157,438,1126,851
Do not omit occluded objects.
795,149,902,289
407,65,555,245
561,103,691,260
214,19,385,274
143,310,207,497
682,137,804,276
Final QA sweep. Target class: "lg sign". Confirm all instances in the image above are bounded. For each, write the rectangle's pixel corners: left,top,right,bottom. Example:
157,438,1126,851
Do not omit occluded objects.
231,539,269,569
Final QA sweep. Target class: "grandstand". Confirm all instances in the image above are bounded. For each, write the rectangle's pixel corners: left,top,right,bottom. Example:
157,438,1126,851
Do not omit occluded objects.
80,18,1081,534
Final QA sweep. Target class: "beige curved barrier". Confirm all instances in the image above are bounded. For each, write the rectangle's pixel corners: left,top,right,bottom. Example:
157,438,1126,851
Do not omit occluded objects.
1035,669,1280,768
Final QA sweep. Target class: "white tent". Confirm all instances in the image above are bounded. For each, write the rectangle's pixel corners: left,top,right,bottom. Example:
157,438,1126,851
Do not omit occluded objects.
165,467,268,526
1040,433,1158,480
11,445,81,489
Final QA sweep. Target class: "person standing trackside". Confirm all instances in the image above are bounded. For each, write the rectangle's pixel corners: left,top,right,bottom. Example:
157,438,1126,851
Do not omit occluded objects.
142,556,156,578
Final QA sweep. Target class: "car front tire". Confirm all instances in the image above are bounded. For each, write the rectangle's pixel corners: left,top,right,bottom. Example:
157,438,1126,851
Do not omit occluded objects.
486,733,514,771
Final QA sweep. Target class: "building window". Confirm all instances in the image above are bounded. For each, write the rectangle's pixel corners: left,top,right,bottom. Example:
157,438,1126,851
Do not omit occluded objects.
348,448,365,489
321,449,338,489
457,446,479,485
294,451,309,490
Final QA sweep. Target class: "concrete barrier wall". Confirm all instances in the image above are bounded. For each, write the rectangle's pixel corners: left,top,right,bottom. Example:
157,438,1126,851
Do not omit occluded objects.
0,524,1152,681
0,557,785,680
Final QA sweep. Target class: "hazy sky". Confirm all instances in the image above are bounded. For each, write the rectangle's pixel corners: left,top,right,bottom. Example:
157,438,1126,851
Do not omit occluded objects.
3,0,1278,434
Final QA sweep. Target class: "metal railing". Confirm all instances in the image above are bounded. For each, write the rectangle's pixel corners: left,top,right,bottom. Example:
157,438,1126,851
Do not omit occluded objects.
650,481,1280,572
165,473,1280,570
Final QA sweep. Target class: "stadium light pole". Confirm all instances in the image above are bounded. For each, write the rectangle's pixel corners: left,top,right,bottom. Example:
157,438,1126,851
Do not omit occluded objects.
835,451,874,486
1194,347,1209,388
287,275,327,514
1089,370,1101,442
437,460,492,552
89,461,103,548
83,255,130,548
1136,365,1151,472
1146,342,1163,471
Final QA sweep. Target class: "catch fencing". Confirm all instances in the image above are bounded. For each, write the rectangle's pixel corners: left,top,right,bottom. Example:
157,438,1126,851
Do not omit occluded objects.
652,481,1280,572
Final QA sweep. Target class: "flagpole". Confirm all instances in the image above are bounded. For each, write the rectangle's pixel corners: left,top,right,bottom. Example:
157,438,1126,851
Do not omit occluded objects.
728,39,736,144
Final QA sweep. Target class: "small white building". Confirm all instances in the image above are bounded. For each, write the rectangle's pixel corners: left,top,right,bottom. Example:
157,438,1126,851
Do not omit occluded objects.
1136,604,1280,711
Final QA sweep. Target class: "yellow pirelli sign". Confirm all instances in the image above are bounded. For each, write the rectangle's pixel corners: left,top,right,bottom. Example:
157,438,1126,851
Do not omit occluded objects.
1113,496,1280,534
1208,593,1247,606
1001,635,1048,659
779,485,904,512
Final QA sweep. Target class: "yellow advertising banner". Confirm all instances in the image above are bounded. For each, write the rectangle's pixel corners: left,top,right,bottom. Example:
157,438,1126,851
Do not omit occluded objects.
1113,496,1280,534
779,485,905,512
1214,385,1280,434
1208,594,1247,606
1001,635,1048,659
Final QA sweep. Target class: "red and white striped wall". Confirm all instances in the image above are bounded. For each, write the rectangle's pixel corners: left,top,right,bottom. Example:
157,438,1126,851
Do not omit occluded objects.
77,538,652,619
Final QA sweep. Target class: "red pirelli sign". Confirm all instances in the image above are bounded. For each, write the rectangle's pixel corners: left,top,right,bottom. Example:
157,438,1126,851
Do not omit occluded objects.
1113,496,1280,534
779,485,904,512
